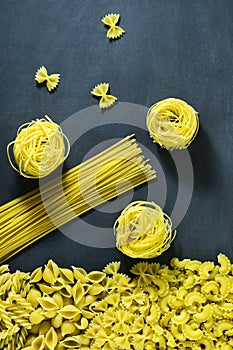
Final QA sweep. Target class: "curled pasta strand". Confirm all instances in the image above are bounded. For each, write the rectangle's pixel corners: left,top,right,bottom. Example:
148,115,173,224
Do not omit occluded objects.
7,116,70,178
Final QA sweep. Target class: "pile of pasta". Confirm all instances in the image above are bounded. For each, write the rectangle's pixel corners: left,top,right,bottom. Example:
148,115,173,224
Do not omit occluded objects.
1,254,233,349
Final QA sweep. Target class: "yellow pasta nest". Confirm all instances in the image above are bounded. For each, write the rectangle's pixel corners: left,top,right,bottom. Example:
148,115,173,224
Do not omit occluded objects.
114,201,176,258
7,116,70,178
35,66,60,91
146,98,199,150
91,82,117,108
102,13,125,39
1,254,233,350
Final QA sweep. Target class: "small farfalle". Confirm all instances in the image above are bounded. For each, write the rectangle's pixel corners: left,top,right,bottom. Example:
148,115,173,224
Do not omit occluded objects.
103,261,121,275
35,66,60,91
91,83,117,108
102,13,125,39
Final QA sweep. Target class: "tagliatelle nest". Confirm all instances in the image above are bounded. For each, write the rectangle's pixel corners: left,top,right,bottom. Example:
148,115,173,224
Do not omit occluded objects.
7,116,70,178
146,98,199,150
114,201,176,258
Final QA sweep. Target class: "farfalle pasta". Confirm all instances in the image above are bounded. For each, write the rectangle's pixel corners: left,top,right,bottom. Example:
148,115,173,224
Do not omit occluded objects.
35,66,60,91
1,254,233,349
91,82,117,108
102,13,125,39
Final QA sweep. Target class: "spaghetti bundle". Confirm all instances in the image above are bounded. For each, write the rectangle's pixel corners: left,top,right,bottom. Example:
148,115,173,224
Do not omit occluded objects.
146,98,199,150
114,201,176,258
7,116,70,178
1,136,156,263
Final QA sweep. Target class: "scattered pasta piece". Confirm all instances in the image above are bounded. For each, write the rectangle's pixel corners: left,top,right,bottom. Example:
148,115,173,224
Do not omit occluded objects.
35,66,60,91
6,116,70,178
102,13,125,39
1,253,233,349
146,98,199,150
91,82,117,108
114,201,176,258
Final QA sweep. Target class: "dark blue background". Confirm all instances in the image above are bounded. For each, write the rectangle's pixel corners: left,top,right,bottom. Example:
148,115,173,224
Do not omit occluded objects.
1,0,233,272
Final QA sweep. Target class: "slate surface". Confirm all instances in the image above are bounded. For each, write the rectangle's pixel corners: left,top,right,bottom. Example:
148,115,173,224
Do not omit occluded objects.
1,0,233,272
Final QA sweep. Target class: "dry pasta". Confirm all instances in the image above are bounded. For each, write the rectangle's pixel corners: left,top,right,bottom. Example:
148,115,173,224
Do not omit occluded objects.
91,82,117,108
1,253,233,349
114,201,176,258
7,116,70,178
1,135,156,263
146,98,199,150
35,66,60,91
101,13,125,39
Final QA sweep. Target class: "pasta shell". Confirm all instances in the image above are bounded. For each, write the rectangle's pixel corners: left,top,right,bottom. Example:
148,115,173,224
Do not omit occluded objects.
45,327,58,349
38,296,59,310
31,335,45,350
58,305,80,319
30,267,43,283
39,320,51,335
27,287,41,308
59,336,80,347
30,309,46,325
59,268,74,284
72,267,88,283
43,266,56,285
61,320,76,336
87,271,106,283
72,281,84,305
51,313,63,328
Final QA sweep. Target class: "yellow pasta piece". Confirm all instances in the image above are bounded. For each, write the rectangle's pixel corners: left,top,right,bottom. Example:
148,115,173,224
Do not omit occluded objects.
171,309,189,325
114,201,176,259
182,323,203,340
31,335,45,350
147,98,199,149
193,304,213,323
91,82,117,108
215,274,230,297
58,305,80,319
103,261,121,275
35,66,60,91
102,13,125,39
7,116,70,178
199,261,215,279
218,253,231,275
214,320,233,337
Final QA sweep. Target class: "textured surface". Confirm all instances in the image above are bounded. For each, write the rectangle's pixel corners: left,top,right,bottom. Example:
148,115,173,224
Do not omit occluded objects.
1,0,233,272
